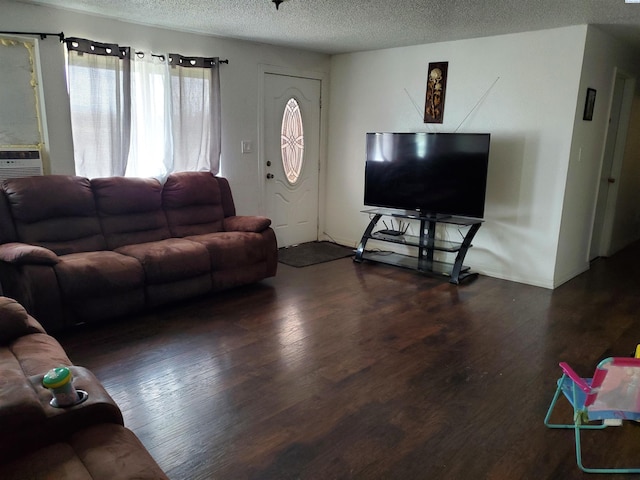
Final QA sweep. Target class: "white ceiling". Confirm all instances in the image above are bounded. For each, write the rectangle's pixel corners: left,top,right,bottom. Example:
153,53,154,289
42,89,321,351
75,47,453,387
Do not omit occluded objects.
17,0,640,54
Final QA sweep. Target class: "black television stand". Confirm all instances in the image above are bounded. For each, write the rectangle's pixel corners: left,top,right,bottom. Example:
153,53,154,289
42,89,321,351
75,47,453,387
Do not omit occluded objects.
353,208,483,284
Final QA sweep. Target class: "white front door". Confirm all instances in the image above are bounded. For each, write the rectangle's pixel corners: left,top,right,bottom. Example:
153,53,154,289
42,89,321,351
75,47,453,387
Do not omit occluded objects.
263,73,321,248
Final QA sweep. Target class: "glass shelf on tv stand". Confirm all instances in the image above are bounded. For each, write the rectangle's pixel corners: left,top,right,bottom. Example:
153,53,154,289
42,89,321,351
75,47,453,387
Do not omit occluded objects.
361,208,482,226
354,208,483,284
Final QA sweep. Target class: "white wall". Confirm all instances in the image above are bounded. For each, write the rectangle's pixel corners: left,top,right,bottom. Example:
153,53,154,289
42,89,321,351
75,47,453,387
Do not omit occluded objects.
555,26,640,286
325,26,587,288
4,3,637,289
0,1,331,216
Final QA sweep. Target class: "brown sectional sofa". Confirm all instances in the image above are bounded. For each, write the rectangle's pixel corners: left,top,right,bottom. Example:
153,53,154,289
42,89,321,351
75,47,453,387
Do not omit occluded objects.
0,296,168,479
0,172,278,332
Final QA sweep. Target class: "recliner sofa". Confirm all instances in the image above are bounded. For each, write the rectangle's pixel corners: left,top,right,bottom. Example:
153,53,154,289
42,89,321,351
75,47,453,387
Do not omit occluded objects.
0,295,168,479
0,172,277,332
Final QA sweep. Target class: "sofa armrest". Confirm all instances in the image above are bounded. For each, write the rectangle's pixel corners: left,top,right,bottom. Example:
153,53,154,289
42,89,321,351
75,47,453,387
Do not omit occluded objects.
223,215,272,233
0,297,45,343
0,366,125,464
0,242,59,265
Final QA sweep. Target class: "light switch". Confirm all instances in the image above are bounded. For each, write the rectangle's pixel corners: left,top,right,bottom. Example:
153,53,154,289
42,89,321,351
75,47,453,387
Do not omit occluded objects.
241,141,253,154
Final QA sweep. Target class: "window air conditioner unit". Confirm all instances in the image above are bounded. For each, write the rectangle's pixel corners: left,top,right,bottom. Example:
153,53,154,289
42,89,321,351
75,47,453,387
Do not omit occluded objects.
0,149,43,181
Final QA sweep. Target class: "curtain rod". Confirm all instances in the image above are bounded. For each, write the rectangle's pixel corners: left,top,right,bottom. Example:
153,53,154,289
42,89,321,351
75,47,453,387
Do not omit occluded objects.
138,51,228,65
157,53,228,64
0,31,64,41
2,31,229,64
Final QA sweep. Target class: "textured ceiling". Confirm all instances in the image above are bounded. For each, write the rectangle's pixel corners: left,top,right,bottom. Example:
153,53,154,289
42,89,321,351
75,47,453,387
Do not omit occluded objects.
17,0,640,54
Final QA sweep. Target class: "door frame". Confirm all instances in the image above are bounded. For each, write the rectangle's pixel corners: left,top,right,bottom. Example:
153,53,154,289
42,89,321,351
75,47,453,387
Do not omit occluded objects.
589,68,635,259
257,64,328,242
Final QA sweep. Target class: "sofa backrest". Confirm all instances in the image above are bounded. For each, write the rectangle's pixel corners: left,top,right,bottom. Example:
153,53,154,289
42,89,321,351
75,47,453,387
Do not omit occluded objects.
92,176,171,250
163,172,231,237
0,173,240,251
1,176,106,255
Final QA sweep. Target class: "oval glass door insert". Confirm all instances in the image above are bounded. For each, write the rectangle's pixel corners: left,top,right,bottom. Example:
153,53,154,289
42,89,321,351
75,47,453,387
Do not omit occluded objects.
281,97,304,184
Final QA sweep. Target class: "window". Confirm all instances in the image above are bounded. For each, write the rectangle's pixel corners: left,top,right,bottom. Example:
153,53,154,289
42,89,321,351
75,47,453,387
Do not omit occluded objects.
280,97,304,184
0,36,45,148
65,37,221,180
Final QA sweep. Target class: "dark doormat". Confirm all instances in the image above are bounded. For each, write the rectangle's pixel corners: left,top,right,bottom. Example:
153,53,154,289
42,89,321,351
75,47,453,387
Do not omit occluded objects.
278,241,354,267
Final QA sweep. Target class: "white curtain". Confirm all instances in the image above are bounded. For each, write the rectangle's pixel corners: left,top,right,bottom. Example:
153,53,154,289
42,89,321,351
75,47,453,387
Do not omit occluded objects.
169,56,221,174
125,53,173,180
65,38,221,180
66,39,130,178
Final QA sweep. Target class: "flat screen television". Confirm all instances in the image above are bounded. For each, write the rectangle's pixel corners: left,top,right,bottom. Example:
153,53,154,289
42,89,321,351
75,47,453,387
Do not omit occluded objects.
364,132,490,219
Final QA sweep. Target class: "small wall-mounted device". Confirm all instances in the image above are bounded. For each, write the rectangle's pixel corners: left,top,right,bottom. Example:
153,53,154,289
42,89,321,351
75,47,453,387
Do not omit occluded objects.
241,141,253,154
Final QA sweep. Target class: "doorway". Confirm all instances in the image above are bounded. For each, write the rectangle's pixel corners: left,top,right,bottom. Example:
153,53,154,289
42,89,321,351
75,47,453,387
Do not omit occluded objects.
590,71,633,260
263,73,321,248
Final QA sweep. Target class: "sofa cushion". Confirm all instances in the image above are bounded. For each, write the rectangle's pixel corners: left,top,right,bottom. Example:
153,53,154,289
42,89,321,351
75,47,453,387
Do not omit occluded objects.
2,176,106,255
0,424,169,480
115,238,210,283
163,172,226,237
54,251,145,298
186,231,270,269
0,296,45,344
92,177,171,250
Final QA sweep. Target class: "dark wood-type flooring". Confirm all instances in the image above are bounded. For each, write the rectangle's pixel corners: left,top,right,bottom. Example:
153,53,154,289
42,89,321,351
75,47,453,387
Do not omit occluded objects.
58,241,640,479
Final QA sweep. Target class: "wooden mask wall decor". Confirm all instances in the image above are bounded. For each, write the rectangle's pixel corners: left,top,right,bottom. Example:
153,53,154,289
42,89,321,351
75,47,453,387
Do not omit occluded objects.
424,62,448,124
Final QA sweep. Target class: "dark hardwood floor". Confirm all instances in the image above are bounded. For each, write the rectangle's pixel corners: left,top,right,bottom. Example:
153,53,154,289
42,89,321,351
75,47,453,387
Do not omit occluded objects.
58,242,640,479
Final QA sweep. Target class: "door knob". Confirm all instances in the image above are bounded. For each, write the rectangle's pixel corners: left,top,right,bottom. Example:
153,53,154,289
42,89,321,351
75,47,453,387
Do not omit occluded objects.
608,177,616,184
266,173,274,179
